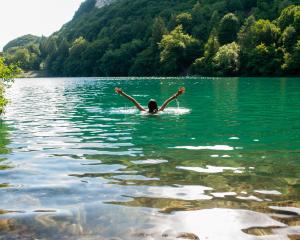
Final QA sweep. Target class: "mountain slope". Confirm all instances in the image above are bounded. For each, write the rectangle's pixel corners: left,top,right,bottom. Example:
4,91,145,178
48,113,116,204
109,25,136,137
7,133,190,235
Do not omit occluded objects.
4,0,300,76
3,34,41,52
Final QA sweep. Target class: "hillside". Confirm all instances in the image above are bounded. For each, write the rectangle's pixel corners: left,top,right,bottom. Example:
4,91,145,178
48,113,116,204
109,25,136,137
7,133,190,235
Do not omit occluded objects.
3,34,42,71
3,0,300,76
3,34,41,52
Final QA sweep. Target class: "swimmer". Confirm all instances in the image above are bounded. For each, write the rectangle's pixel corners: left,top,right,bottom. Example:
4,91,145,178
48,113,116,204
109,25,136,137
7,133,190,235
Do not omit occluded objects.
115,87,185,114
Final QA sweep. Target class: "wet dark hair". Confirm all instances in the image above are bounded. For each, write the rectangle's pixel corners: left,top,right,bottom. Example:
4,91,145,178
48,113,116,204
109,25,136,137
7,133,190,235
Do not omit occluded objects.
148,99,158,113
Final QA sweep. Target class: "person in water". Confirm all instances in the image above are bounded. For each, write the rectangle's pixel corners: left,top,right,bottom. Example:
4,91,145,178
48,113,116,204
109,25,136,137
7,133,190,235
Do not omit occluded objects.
115,87,185,113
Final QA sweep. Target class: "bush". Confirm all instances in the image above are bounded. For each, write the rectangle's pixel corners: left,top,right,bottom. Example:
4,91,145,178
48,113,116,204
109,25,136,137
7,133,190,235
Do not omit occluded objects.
213,42,240,76
0,58,20,114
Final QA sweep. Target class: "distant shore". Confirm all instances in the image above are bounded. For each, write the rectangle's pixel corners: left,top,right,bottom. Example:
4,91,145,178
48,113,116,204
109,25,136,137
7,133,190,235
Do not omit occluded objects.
18,70,48,78
16,74,300,79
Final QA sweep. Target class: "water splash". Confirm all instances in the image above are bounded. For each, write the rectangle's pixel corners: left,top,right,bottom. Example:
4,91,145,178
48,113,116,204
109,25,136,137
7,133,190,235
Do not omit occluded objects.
110,107,138,114
175,98,180,109
162,107,191,115
110,107,190,115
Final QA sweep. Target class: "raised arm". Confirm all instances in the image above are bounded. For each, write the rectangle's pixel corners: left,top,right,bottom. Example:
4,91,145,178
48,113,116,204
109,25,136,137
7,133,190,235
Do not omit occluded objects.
115,88,146,111
159,87,185,112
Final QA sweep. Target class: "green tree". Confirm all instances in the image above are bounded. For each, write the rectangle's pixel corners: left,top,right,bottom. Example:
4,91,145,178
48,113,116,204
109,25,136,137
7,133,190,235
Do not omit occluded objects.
246,43,284,76
0,58,19,114
50,39,70,75
4,43,42,71
282,40,300,75
191,2,203,23
129,47,159,76
213,42,240,76
242,19,281,48
82,38,110,76
191,2,210,40
238,15,256,50
151,17,168,49
255,0,276,19
129,17,169,76
39,36,49,59
4,0,300,77
74,0,96,18
44,37,59,73
176,12,193,33
240,0,257,11
100,39,144,76
227,0,243,12
254,19,281,45
191,31,220,76
277,5,300,33
69,37,88,57
238,17,282,75
12,48,31,70
28,44,42,70
218,13,240,45
44,37,58,55
64,37,88,76
159,25,200,75
281,26,297,51
209,11,221,33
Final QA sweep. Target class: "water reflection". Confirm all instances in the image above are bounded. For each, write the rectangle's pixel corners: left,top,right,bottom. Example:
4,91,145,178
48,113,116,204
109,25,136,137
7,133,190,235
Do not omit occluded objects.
0,120,11,155
0,120,13,191
0,77,299,239
0,205,299,240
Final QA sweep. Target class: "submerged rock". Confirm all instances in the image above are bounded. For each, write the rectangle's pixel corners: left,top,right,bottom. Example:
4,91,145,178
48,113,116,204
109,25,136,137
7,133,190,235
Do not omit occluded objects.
177,232,200,239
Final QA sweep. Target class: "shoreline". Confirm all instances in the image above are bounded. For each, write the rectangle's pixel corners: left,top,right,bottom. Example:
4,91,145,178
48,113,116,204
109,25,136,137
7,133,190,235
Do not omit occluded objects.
18,70,48,78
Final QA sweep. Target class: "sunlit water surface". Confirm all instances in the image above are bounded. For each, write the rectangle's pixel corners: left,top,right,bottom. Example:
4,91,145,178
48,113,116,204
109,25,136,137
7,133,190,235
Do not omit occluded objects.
0,77,300,240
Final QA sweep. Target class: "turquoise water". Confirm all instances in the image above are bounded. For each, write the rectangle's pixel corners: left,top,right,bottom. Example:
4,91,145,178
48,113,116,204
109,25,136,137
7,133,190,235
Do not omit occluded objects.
0,77,300,239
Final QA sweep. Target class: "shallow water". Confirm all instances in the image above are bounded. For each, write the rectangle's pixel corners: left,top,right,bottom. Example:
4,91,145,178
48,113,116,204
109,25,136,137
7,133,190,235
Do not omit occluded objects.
0,77,300,239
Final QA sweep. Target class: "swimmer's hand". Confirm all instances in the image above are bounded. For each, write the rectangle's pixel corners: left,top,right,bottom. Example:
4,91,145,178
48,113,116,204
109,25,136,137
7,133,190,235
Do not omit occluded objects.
114,88,146,111
159,87,185,111
115,87,123,94
176,87,185,97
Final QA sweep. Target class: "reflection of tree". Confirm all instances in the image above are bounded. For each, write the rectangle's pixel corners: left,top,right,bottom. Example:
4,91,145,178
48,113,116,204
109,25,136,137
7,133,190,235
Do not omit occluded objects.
0,120,11,156
0,120,11,172
212,77,239,128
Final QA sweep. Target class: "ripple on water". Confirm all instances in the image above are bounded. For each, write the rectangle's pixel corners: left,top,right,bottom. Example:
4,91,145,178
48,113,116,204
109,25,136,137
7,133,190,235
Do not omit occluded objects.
1,78,300,239
254,190,282,195
236,195,263,202
210,192,237,198
157,208,287,240
130,185,213,201
171,145,234,150
110,108,139,114
176,165,244,174
131,159,168,165
112,175,160,181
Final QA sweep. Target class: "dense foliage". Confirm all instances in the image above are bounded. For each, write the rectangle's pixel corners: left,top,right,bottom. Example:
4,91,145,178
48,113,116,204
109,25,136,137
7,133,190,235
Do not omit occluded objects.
3,0,300,77
0,58,19,114
3,35,42,71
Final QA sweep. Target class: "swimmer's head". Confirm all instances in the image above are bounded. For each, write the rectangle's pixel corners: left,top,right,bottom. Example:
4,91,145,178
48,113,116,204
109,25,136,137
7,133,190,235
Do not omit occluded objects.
148,99,158,113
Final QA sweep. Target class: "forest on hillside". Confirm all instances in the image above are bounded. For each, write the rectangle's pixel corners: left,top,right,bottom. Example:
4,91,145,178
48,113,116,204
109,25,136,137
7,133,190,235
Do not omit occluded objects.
3,0,300,77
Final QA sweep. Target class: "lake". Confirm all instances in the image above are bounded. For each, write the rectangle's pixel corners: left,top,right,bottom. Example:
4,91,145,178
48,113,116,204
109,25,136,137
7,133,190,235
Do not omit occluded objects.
0,77,300,240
